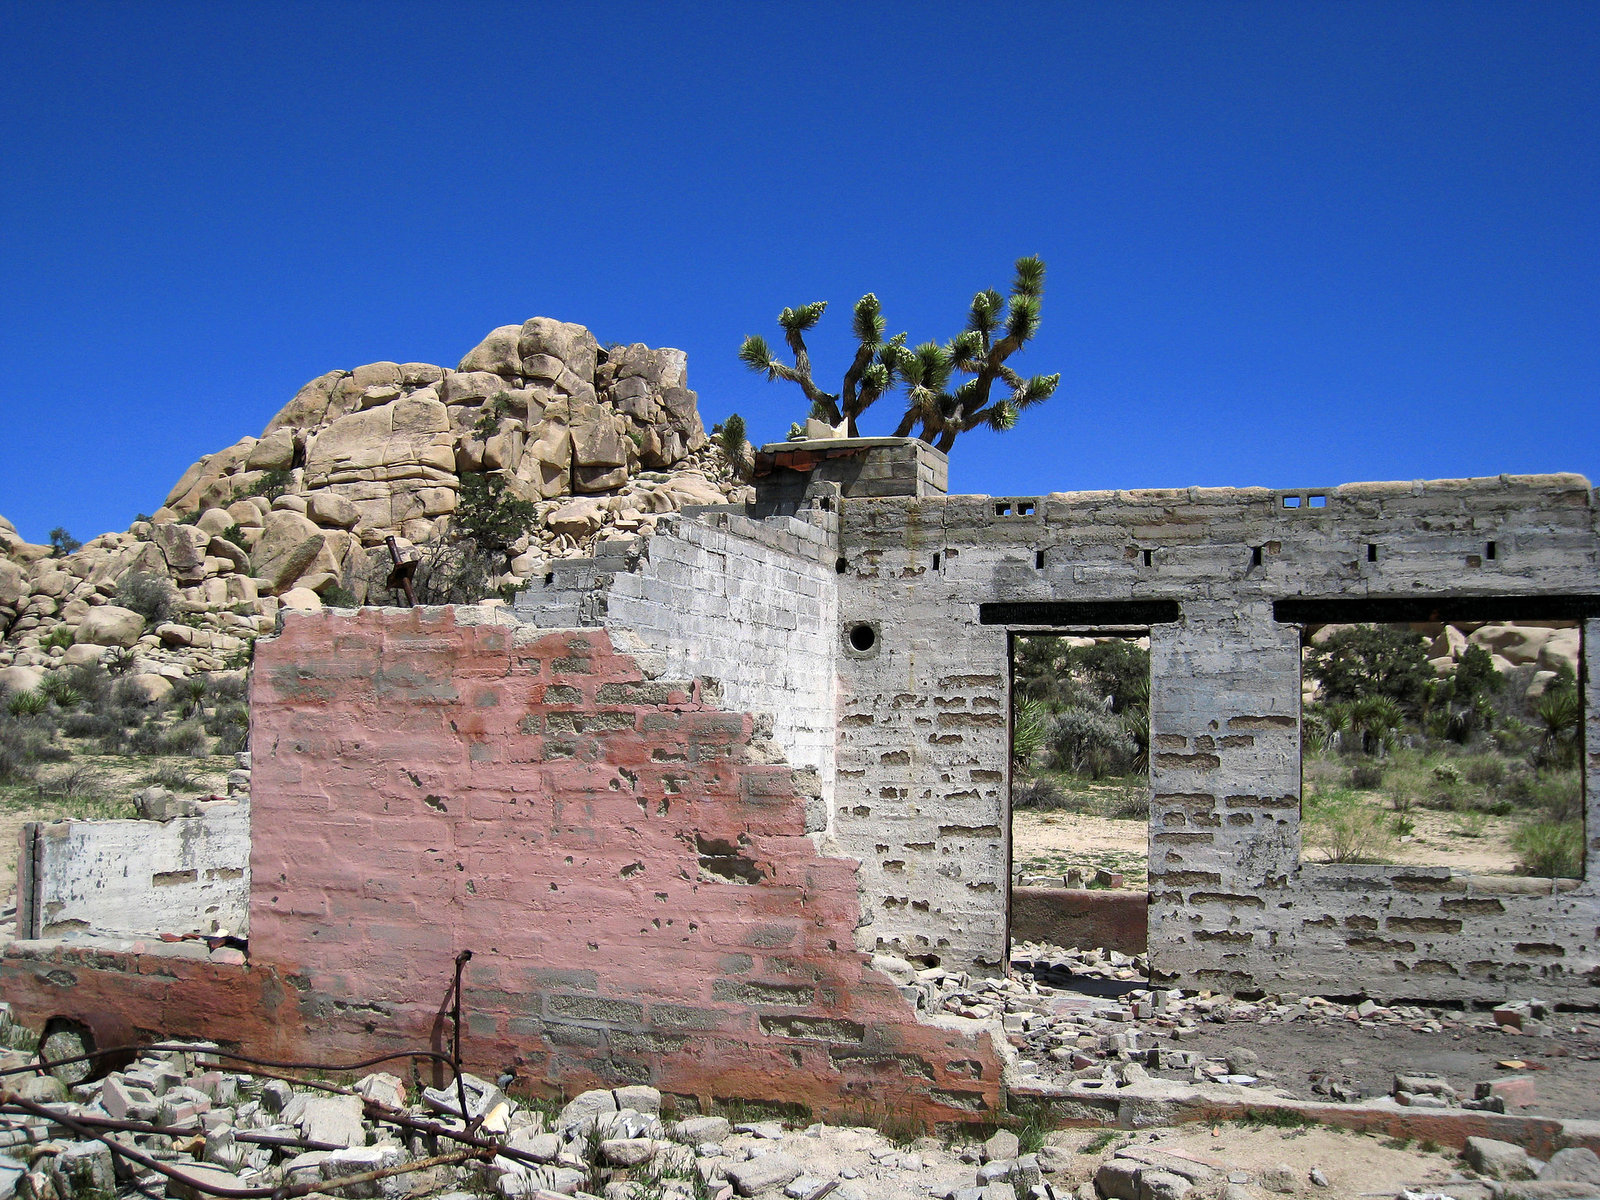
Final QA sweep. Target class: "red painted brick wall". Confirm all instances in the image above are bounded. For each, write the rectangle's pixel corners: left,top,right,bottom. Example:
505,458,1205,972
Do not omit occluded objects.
237,609,996,1120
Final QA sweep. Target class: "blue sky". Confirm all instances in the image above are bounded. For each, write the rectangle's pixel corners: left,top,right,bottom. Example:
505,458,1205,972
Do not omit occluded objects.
2,1,1596,545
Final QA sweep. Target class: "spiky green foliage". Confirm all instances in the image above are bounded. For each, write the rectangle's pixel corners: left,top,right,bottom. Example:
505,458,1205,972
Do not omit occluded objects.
711,413,753,480
891,255,1061,451
739,295,909,434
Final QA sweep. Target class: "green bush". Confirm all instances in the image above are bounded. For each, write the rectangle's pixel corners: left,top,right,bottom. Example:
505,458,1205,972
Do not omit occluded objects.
114,571,177,625
1011,699,1050,769
1513,820,1583,878
128,718,210,758
1348,761,1384,789
453,472,538,557
48,527,81,557
222,524,250,550
321,584,360,609
1306,624,1434,716
204,702,249,755
41,626,74,651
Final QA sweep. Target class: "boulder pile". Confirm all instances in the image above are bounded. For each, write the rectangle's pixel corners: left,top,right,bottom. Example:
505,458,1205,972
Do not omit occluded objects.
0,320,747,686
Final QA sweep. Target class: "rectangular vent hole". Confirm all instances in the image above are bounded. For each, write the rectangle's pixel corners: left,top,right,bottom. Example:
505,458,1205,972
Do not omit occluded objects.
932,552,941,570
1309,494,1326,507
1142,549,1153,568
1486,541,1497,560
1251,546,1263,567
1034,550,1045,569
995,503,1012,516
1017,501,1035,516
1367,544,1379,563
1283,495,1301,508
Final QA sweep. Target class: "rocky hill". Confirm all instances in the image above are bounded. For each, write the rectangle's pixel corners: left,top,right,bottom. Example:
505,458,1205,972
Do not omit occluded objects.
0,318,747,693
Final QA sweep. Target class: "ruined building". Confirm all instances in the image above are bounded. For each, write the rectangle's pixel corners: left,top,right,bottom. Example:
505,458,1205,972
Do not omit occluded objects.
2,435,1596,1123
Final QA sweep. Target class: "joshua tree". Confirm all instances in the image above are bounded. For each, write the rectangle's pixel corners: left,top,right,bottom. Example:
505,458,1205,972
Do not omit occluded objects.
892,256,1060,452
738,257,1059,452
738,294,909,436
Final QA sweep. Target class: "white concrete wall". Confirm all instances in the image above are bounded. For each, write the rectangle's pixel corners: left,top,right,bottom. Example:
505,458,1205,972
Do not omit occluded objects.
18,801,250,940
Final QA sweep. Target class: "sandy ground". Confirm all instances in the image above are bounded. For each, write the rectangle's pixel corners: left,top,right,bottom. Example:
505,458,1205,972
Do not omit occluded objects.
1014,802,1527,883
1045,1123,1467,1200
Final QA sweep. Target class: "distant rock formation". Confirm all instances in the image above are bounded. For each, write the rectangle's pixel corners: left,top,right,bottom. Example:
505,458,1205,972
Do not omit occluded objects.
0,319,747,684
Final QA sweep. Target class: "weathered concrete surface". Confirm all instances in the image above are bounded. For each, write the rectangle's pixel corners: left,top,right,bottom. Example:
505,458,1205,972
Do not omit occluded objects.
830,475,1599,999
1009,888,1148,956
516,510,840,811
16,802,249,939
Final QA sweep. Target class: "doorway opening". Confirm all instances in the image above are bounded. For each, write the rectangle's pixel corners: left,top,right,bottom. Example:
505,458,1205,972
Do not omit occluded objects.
1007,629,1151,991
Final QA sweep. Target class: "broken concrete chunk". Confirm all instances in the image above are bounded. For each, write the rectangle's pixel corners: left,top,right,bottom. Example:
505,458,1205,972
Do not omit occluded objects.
1464,1137,1536,1181
555,1087,617,1133
298,1094,367,1148
320,1145,406,1198
353,1071,407,1110
422,1073,505,1123
669,1115,731,1145
724,1152,801,1196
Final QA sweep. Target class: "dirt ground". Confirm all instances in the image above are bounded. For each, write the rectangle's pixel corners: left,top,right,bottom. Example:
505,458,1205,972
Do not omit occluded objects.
1014,803,1527,883
1047,1123,1467,1200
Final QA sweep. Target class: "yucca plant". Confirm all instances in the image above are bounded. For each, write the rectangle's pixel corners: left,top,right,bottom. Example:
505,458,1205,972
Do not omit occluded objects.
891,256,1061,452
739,256,1060,451
738,294,910,435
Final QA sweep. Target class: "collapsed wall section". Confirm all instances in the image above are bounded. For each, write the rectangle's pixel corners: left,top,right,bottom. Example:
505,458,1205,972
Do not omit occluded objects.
245,607,997,1119
515,510,840,809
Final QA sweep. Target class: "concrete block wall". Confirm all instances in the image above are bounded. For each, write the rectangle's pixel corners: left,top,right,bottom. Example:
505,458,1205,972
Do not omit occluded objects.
16,803,250,940
516,510,841,808
834,476,1600,1000
753,437,949,511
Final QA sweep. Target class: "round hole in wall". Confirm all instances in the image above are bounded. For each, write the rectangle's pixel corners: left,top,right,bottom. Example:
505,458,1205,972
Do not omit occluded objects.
848,623,877,653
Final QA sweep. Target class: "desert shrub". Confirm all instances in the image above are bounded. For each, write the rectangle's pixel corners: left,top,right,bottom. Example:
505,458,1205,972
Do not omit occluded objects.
114,571,177,625
1012,777,1068,811
1306,797,1397,864
204,674,249,704
1533,687,1582,771
39,673,82,709
1103,782,1149,820
222,524,250,550
143,762,204,790
235,467,292,501
1348,761,1384,789
412,539,510,605
169,677,209,720
319,583,360,609
7,690,49,718
61,710,121,739
204,702,249,755
1047,707,1140,780
1306,624,1434,716
454,472,538,556
48,527,81,557
133,719,210,758
1464,756,1506,788
1513,820,1583,878
45,762,106,802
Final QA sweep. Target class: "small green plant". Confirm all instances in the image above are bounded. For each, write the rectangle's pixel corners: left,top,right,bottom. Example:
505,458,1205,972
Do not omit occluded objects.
1450,810,1488,838
1080,1129,1120,1154
1348,761,1384,789
1011,698,1050,770
453,472,537,557
48,527,81,557
711,413,753,481
7,690,50,718
320,584,360,609
41,626,75,652
472,393,517,440
1390,813,1415,838
1241,1107,1313,1128
39,675,81,709
1306,793,1397,863
222,524,250,550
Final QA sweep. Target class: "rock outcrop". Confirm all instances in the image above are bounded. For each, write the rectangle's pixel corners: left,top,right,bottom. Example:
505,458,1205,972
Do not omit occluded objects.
0,318,744,683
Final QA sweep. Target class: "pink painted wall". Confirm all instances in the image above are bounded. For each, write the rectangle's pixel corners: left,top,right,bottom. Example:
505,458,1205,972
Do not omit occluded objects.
241,609,998,1120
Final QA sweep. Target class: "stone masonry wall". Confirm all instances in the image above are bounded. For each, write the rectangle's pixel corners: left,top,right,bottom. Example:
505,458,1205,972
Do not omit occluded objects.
516,511,841,811
245,607,998,1119
834,476,1600,1000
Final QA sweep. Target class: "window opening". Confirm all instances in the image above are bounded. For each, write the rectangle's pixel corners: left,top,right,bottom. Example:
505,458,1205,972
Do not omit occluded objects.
1283,495,1302,508
1035,550,1045,569
1298,618,1583,879
1367,543,1379,563
1309,494,1327,508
